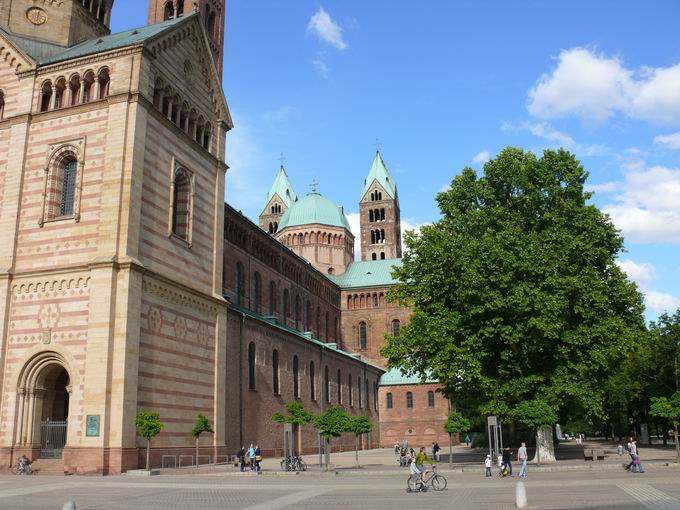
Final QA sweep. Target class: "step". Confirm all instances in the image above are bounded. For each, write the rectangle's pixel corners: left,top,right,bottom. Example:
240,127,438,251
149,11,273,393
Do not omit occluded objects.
31,458,65,475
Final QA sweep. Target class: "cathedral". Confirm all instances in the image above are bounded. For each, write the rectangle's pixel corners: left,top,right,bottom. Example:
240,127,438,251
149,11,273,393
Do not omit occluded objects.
0,0,449,475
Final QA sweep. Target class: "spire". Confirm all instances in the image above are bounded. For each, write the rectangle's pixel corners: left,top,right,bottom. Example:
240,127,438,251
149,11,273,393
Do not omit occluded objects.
265,165,298,209
361,150,397,200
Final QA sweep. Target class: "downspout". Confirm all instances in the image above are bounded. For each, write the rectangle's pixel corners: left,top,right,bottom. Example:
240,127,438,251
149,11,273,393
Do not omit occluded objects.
319,343,325,467
239,311,245,449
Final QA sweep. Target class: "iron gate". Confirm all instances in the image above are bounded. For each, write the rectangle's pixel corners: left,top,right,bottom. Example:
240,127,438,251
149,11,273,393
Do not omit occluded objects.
40,420,67,458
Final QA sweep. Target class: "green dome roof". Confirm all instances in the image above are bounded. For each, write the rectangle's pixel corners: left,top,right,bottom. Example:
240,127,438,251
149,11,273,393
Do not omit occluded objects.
278,192,352,231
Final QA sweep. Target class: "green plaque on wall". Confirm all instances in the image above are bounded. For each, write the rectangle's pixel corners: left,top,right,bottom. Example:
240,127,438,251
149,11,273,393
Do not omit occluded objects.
86,415,100,437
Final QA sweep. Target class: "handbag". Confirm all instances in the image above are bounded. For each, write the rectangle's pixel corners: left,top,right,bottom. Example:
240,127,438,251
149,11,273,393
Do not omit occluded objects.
255,455,262,461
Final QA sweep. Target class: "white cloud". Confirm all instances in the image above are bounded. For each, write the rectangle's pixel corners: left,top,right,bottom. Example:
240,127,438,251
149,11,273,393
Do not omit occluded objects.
501,120,609,156
472,150,491,165
526,122,574,145
603,163,680,243
645,291,680,313
616,259,657,287
528,47,680,124
587,181,621,194
311,58,331,79
307,7,348,50
654,131,680,150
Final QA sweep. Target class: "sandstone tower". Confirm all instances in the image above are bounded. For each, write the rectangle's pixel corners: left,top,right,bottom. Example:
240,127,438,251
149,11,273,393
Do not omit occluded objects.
147,0,225,76
359,151,402,261
259,165,297,234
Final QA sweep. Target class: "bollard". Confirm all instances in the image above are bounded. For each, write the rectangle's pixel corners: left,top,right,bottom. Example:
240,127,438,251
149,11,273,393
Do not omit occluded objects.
62,502,76,510
515,481,527,509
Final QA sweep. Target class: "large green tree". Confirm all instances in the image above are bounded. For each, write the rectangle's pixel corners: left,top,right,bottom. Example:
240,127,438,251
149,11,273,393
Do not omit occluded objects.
313,405,350,470
382,148,645,459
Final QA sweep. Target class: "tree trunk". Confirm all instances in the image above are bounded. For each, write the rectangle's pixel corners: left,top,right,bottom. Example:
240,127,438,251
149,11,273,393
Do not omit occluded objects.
449,433,453,469
146,438,150,470
195,436,199,468
532,426,556,464
675,424,680,462
324,438,330,471
355,435,359,467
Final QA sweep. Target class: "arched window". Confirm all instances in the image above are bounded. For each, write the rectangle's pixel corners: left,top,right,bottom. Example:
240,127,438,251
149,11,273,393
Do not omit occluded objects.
316,306,321,336
252,272,261,313
268,222,274,234
304,300,311,331
176,0,184,16
97,68,110,99
386,392,393,409
358,322,367,350
283,289,289,320
310,361,316,401
392,319,401,337
171,169,191,241
373,294,379,307
358,376,363,409
295,295,301,329
325,311,329,340
54,78,66,109
298,233,304,245
272,349,279,395
68,75,81,106
248,342,256,390
348,374,353,406
334,317,338,341
40,81,52,112
269,281,276,315
406,391,413,408
369,210,374,222
372,253,377,260
365,378,370,409
0,90,5,119
44,151,80,222
202,122,211,150
427,390,435,407
374,381,378,410
274,222,278,232
380,252,385,260
293,355,300,398
370,230,376,244
163,0,174,19
82,72,95,103
59,159,77,216
235,262,242,305
337,369,342,404
324,365,330,403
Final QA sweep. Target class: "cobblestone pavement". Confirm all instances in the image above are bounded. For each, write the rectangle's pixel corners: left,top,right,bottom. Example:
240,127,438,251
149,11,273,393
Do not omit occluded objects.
1,469,680,509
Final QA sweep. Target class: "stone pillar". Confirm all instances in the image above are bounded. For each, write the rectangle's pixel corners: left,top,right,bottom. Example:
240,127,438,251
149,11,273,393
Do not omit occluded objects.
166,98,173,121
94,80,101,101
14,388,25,445
50,86,58,110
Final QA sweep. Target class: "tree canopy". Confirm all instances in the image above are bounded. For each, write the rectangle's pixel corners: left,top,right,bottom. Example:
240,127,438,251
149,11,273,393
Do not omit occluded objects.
313,405,350,439
135,411,163,440
650,392,680,425
192,414,213,438
272,401,314,426
382,148,645,422
513,399,558,430
444,411,471,435
346,415,373,436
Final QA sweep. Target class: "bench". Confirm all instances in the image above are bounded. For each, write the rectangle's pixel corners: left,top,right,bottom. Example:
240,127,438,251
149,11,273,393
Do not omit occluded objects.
583,448,605,461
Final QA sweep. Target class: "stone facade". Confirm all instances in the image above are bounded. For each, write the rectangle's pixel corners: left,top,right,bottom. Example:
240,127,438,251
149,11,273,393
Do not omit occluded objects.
276,223,354,277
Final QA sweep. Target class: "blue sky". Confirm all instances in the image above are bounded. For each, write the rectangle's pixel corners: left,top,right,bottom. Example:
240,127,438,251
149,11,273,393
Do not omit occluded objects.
112,1,680,319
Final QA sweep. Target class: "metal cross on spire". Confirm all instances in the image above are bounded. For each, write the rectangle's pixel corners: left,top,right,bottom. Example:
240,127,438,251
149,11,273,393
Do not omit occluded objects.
310,179,319,193
374,137,381,152
278,152,286,167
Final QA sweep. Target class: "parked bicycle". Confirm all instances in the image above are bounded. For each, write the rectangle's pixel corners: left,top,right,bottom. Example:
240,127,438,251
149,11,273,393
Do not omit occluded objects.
280,455,307,472
11,457,32,475
406,465,447,492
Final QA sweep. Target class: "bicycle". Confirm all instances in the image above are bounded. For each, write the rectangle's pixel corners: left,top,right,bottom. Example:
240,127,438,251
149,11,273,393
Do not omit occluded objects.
280,455,307,472
11,461,32,475
406,465,447,492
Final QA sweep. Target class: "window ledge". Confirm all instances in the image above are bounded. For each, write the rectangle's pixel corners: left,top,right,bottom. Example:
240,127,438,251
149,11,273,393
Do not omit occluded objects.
169,232,192,248
40,213,78,227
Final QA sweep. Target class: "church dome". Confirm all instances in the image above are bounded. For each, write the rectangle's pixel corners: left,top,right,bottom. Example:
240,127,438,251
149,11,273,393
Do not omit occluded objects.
277,192,352,232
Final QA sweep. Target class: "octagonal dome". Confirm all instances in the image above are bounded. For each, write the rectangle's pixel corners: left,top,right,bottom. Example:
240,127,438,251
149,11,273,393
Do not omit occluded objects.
277,192,352,232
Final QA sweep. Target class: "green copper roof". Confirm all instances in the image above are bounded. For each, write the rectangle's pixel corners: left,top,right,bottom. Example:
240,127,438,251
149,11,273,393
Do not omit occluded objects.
361,151,397,200
40,14,195,65
277,192,352,231
328,259,402,289
265,166,298,209
380,368,438,386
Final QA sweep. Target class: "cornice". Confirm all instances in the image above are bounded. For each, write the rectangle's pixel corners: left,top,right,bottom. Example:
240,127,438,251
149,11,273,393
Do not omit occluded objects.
35,46,144,76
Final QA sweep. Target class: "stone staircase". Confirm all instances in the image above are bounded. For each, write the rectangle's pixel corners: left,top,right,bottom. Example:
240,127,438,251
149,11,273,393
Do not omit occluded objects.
31,458,65,475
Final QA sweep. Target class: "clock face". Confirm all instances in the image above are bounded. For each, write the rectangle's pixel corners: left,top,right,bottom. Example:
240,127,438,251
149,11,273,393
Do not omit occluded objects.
26,7,47,25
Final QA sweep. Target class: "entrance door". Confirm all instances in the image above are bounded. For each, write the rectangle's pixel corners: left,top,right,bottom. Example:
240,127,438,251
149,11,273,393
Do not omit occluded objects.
40,420,67,458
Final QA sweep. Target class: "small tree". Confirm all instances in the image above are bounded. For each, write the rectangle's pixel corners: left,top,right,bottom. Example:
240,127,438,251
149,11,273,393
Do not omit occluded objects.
312,405,350,470
513,399,558,464
135,411,163,470
650,392,680,462
345,415,373,467
444,411,471,468
192,414,213,467
273,402,314,456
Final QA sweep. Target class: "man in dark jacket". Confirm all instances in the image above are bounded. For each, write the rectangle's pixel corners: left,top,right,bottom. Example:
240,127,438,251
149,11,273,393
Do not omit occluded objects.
237,446,246,472
502,447,513,476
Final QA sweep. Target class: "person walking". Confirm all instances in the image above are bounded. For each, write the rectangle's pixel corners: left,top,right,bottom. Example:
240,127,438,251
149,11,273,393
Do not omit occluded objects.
247,443,255,471
625,438,637,471
484,454,492,478
254,445,262,472
518,442,528,479
237,446,246,472
502,447,513,477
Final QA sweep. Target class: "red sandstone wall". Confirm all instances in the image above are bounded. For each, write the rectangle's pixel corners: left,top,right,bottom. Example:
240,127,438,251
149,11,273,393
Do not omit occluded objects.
378,384,452,449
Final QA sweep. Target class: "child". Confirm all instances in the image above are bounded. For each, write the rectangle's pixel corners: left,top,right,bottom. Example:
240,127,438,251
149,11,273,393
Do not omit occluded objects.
497,452,504,476
485,454,492,477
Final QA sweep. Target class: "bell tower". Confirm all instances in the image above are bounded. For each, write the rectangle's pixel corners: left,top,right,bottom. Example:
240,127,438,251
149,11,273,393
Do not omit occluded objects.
148,0,225,77
359,151,402,261
0,0,112,47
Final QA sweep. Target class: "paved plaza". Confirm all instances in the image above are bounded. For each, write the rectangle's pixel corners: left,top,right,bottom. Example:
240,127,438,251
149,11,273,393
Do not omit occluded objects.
1,468,680,510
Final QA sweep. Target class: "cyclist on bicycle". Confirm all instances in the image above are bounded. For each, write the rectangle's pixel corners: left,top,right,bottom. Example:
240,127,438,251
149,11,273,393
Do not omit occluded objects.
17,455,31,474
409,456,423,490
414,447,433,474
